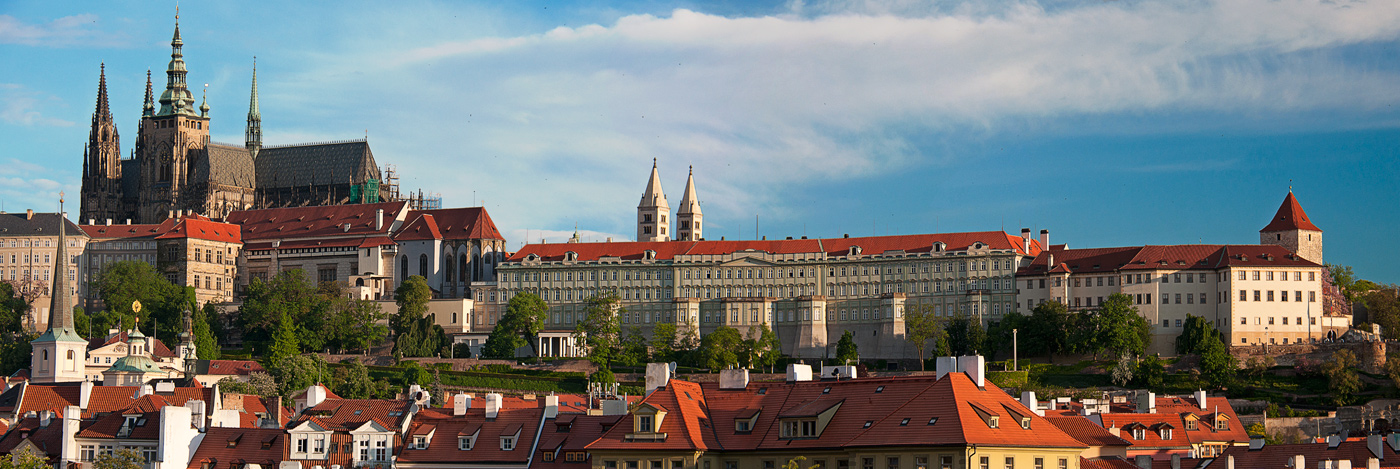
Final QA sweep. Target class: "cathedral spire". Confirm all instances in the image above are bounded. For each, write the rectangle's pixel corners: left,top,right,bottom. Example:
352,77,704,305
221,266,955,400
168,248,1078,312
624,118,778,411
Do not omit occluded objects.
94,63,111,120
157,9,194,117
246,58,262,159
142,69,155,117
676,165,703,241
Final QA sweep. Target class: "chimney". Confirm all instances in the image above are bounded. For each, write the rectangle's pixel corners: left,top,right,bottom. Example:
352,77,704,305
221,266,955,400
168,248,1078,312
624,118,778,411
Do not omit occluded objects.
187,400,207,431
719,369,750,390
1106,423,1120,438
80,380,94,409
1370,433,1384,459
375,209,384,230
125,219,131,225
306,384,328,409
39,410,52,428
158,405,196,469
544,395,559,419
1196,389,1208,409
453,393,469,416
61,406,81,465
1170,454,1181,469
1370,458,1382,469
1039,229,1049,249
26,209,33,220
408,384,423,402
1328,433,1343,448
1225,455,1234,469
645,363,672,395
105,219,111,226
1339,461,1353,469
1020,228,1031,252
1249,434,1265,450
87,218,94,225
1135,455,1151,469
1021,391,1042,416
271,396,283,427
138,384,154,398
168,210,174,219
1291,456,1306,469
958,355,985,387
485,393,502,419
785,364,813,382
1388,432,1400,452
935,356,959,380
601,399,628,416
1136,391,1156,413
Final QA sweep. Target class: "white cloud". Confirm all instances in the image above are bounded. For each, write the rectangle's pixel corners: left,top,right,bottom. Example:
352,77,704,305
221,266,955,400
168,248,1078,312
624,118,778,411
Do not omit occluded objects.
0,84,75,127
0,14,119,47
267,0,1400,237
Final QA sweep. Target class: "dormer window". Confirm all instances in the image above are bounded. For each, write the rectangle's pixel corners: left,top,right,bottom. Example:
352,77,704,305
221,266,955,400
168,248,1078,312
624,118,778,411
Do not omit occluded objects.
1185,419,1198,430
1020,417,1031,429
627,404,669,441
501,436,516,450
849,246,862,256
1215,417,1229,431
414,436,427,449
782,420,819,438
1132,428,1146,440
565,251,578,261
1160,428,1173,440
639,415,655,433
644,250,657,260
458,436,475,450
988,416,999,429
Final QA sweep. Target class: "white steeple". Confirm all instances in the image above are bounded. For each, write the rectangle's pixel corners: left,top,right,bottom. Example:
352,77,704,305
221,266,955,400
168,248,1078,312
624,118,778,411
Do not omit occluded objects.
637,159,670,242
676,166,703,241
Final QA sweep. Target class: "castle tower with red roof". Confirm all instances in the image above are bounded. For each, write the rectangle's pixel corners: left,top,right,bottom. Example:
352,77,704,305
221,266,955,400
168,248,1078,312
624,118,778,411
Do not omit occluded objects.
637,159,670,242
1260,190,1322,264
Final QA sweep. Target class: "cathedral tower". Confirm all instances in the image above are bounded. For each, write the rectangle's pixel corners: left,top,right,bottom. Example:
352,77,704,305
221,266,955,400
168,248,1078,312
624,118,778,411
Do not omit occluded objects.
246,59,262,159
31,194,87,383
637,159,670,242
80,64,124,224
1260,190,1323,264
135,13,212,223
675,166,703,241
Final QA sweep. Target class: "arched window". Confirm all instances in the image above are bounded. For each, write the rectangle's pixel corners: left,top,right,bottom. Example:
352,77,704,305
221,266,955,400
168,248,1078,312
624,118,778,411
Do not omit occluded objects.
419,254,429,278
445,255,455,283
400,255,409,283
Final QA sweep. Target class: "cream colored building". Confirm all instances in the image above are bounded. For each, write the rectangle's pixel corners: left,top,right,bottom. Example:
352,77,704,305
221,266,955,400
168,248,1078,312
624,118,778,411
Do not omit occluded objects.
1016,192,1343,354
0,210,87,331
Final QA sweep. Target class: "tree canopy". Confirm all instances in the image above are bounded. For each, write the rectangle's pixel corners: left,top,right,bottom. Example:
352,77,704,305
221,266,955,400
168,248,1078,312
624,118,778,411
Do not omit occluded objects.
835,330,859,364
95,260,194,344
572,291,623,366
1027,301,1073,357
904,304,943,370
482,291,548,358
1084,293,1151,359
698,325,743,370
239,270,388,357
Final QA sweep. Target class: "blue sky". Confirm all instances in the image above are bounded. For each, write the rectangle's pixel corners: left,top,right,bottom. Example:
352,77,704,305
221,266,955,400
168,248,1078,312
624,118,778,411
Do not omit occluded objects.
1,0,1398,283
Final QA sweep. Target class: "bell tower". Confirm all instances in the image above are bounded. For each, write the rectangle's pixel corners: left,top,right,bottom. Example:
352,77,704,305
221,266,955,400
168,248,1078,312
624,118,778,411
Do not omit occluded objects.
676,166,703,241
136,11,211,223
637,159,670,242
31,194,87,383
1260,190,1323,264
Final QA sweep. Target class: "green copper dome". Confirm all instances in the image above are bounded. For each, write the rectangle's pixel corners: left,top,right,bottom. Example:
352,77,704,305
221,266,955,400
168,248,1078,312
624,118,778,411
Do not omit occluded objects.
108,354,160,373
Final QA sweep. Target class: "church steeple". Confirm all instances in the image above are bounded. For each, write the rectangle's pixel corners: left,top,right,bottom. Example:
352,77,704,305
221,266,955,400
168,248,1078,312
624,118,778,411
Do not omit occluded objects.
31,193,87,383
157,10,195,117
142,69,155,117
637,159,670,242
246,58,262,159
81,64,121,223
676,165,703,241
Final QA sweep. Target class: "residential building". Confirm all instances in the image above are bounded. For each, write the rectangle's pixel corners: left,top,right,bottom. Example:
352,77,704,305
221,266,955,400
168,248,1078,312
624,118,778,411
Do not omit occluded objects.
154,216,242,305
228,201,409,298
1039,390,1249,461
0,210,87,333
395,394,549,469
1215,434,1400,469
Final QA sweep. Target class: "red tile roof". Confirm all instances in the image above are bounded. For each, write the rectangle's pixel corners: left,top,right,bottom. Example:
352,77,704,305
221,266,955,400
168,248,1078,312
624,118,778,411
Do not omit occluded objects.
90,330,179,358
400,207,505,241
1218,440,1398,468
227,201,408,242
394,213,444,241
186,427,288,469
1261,192,1321,232
293,398,414,432
397,406,544,464
535,414,623,469
1079,457,1140,469
155,217,242,243
1020,244,1319,276
76,409,163,439
587,380,714,452
510,231,1041,262
203,360,266,376
1047,416,1133,448
81,221,172,239
0,417,63,458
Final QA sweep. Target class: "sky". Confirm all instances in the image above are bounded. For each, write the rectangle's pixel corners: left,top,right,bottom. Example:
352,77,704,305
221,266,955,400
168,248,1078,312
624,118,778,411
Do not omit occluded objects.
1,0,1398,283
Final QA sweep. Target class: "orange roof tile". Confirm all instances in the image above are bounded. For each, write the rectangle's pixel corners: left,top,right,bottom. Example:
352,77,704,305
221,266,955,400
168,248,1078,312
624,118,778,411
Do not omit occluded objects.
1261,192,1321,232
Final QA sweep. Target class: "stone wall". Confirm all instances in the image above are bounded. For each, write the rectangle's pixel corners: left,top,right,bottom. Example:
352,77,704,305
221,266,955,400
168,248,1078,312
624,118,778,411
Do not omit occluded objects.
1228,340,1385,373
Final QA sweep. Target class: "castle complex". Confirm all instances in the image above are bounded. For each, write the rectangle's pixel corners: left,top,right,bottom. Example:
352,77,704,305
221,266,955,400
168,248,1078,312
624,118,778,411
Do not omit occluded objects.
79,15,386,225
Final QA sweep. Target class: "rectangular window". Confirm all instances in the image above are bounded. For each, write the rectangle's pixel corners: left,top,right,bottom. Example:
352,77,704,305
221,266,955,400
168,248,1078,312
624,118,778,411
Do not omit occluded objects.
1004,457,1014,469
1254,290,1261,301
1240,290,1247,301
887,457,899,469
1267,291,1274,301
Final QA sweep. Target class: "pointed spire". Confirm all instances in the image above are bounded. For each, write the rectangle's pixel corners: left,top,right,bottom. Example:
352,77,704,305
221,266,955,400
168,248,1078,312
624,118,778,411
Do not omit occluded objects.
158,8,193,117
246,58,262,159
142,69,155,117
199,84,209,118
1261,191,1321,233
47,193,75,333
678,165,701,216
94,63,111,119
639,158,668,208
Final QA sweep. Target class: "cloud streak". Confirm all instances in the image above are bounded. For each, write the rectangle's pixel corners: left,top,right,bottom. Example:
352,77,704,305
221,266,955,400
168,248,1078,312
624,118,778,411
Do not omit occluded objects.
0,14,120,47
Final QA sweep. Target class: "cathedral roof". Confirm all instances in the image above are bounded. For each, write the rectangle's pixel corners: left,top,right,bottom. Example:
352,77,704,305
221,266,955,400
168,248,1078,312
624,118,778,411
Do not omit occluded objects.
1260,191,1321,232
254,140,380,190
199,143,257,189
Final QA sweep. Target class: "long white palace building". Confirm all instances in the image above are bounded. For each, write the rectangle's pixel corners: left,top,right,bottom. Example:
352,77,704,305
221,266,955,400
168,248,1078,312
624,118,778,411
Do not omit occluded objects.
472,164,1342,359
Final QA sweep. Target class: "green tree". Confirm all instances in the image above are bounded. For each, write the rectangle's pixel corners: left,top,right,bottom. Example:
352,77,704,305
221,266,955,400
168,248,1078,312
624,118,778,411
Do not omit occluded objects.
393,276,432,336
193,304,220,360
92,449,144,469
590,368,616,386
0,282,30,335
1363,287,1400,339
744,323,782,372
485,291,548,357
1111,353,1135,387
216,373,278,397
1028,301,1073,358
616,327,650,367
1176,315,1219,355
1321,349,1362,406
650,322,678,363
1198,335,1236,390
97,260,193,345
0,446,48,469
268,311,301,363
698,325,743,370
946,315,986,356
1134,354,1166,389
836,330,859,364
267,354,330,398
0,331,34,379
903,304,943,370
1087,293,1151,359
237,269,319,356
574,291,623,366
332,360,378,399
400,361,431,386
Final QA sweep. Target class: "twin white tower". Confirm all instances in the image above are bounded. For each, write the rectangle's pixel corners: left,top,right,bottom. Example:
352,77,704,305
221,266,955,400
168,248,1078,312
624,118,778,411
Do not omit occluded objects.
637,160,703,242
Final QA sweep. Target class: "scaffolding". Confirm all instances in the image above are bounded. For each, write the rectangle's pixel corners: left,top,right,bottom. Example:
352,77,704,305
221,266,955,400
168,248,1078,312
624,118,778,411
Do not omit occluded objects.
380,165,440,209
406,188,442,210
